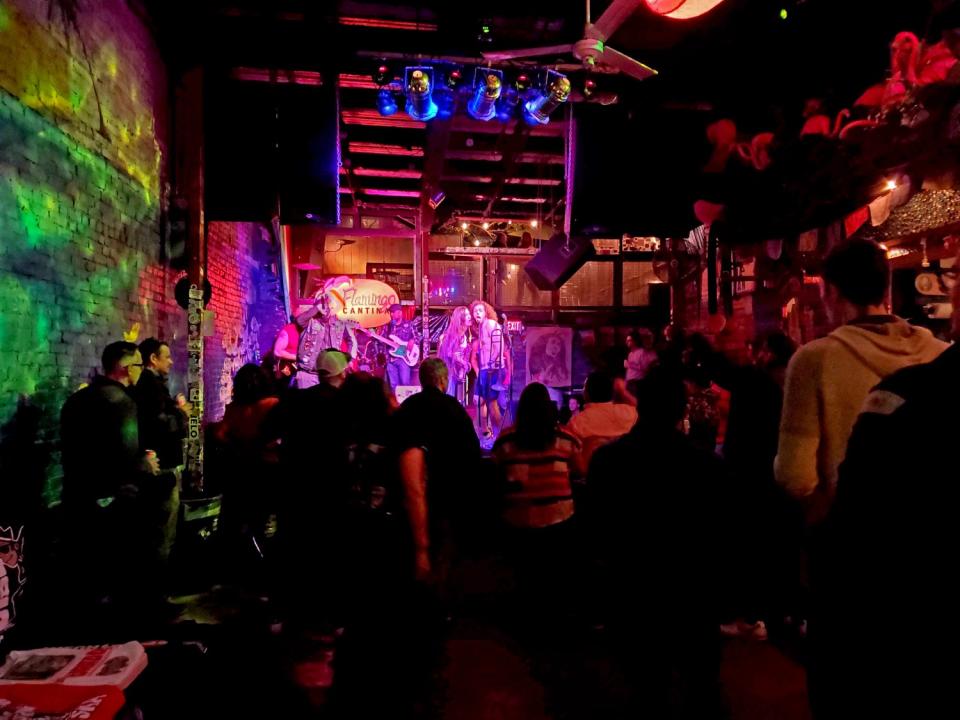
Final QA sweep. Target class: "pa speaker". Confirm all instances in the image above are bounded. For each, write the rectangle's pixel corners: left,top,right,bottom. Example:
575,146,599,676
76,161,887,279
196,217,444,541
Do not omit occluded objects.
524,233,596,291
205,79,339,224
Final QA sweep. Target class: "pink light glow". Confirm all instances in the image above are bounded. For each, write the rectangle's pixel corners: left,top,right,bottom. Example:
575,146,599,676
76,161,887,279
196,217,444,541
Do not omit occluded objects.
645,0,727,19
348,142,424,157
364,188,422,198
341,109,426,129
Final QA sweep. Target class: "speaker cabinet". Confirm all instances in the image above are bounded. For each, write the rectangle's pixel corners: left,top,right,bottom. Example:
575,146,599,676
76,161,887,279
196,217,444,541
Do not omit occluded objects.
524,233,596,291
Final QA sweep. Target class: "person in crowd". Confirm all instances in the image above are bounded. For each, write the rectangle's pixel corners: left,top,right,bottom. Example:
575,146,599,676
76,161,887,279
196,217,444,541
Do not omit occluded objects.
60,341,166,635
272,349,352,633
683,333,727,454
437,306,472,402
657,323,687,372
134,337,188,471
713,332,798,639
132,337,187,568
568,370,637,468
383,359,481,716
775,239,948,524
625,329,658,382
813,243,960,719
212,364,281,577
392,358,481,588
326,372,415,717
583,367,725,718
492,383,583,624
383,303,422,396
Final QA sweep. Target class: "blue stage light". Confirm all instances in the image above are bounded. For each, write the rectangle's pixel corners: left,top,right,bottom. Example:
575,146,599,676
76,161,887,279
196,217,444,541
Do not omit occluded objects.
377,87,398,116
405,66,438,121
523,70,571,125
467,68,502,122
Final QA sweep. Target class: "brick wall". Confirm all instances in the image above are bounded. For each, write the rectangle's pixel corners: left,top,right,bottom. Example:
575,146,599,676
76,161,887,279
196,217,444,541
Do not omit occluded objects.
0,0,286,501
0,0,175,501
205,222,287,422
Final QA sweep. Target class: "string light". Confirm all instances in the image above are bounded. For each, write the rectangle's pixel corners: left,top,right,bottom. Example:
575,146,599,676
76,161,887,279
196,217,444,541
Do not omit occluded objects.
461,221,469,230
530,219,538,228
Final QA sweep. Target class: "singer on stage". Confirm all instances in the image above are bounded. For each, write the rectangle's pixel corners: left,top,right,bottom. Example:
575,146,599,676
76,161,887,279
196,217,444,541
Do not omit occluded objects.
470,300,507,440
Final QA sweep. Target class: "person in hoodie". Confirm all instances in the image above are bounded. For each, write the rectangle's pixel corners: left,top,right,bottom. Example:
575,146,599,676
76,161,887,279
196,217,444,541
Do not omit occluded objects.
775,239,947,525
813,241,959,719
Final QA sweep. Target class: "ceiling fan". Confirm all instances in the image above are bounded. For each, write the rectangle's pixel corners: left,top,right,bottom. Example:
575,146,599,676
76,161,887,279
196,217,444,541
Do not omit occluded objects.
481,0,657,82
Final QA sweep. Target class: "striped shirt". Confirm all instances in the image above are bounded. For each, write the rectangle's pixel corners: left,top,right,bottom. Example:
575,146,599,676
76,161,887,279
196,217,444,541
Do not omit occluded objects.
492,427,582,528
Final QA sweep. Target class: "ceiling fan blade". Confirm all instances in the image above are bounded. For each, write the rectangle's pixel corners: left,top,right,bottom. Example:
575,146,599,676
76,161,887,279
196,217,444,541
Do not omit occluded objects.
601,45,658,81
481,44,574,62
592,0,643,41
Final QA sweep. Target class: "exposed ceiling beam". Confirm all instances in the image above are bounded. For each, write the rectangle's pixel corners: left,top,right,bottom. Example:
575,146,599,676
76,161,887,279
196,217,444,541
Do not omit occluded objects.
339,16,438,31
354,167,424,179
348,142,424,157
363,188,422,198
439,175,562,186
341,109,426,128
444,149,564,164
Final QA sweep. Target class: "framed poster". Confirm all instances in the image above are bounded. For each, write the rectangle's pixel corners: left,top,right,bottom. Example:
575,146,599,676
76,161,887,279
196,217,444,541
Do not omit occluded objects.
525,326,573,388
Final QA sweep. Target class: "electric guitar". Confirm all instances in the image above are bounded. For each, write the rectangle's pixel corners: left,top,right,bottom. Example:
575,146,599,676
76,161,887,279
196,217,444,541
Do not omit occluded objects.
358,328,421,367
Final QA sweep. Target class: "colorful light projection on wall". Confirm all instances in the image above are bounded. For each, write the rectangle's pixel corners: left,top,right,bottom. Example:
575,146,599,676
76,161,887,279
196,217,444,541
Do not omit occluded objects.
0,0,163,206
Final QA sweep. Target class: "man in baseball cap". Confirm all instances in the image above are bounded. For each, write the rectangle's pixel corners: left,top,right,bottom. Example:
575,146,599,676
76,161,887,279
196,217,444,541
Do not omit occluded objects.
316,349,351,388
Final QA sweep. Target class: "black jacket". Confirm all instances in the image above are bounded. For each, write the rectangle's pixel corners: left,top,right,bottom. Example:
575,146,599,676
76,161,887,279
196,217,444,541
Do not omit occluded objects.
60,376,148,507
132,369,187,469
819,343,960,718
583,425,726,625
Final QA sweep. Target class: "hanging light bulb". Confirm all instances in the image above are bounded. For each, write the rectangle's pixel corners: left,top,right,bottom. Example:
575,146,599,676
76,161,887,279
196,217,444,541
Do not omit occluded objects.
405,66,438,121
468,68,502,122
524,71,571,125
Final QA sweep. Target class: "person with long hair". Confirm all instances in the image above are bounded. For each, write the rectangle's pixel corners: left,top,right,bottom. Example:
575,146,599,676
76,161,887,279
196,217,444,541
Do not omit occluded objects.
492,382,583,621
470,300,507,439
438,306,472,402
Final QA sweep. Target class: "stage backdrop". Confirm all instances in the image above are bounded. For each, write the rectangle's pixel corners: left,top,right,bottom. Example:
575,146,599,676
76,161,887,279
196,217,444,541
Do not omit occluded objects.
525,326,573,388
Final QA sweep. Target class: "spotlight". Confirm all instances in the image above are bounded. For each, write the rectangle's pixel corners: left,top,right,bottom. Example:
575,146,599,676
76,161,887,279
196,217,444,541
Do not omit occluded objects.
468,68,502,122
377,87,398,116
496,85,520,122
524,70,571,125
373,64,391,87
405,66,438,121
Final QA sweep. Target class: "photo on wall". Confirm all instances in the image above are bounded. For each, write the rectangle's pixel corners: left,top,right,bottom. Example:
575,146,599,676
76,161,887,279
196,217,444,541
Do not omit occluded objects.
525,326,573,388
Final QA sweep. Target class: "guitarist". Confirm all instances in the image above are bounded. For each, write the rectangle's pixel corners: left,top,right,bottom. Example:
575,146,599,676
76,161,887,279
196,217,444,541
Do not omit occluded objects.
384,302,421,396
271,314,300,384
